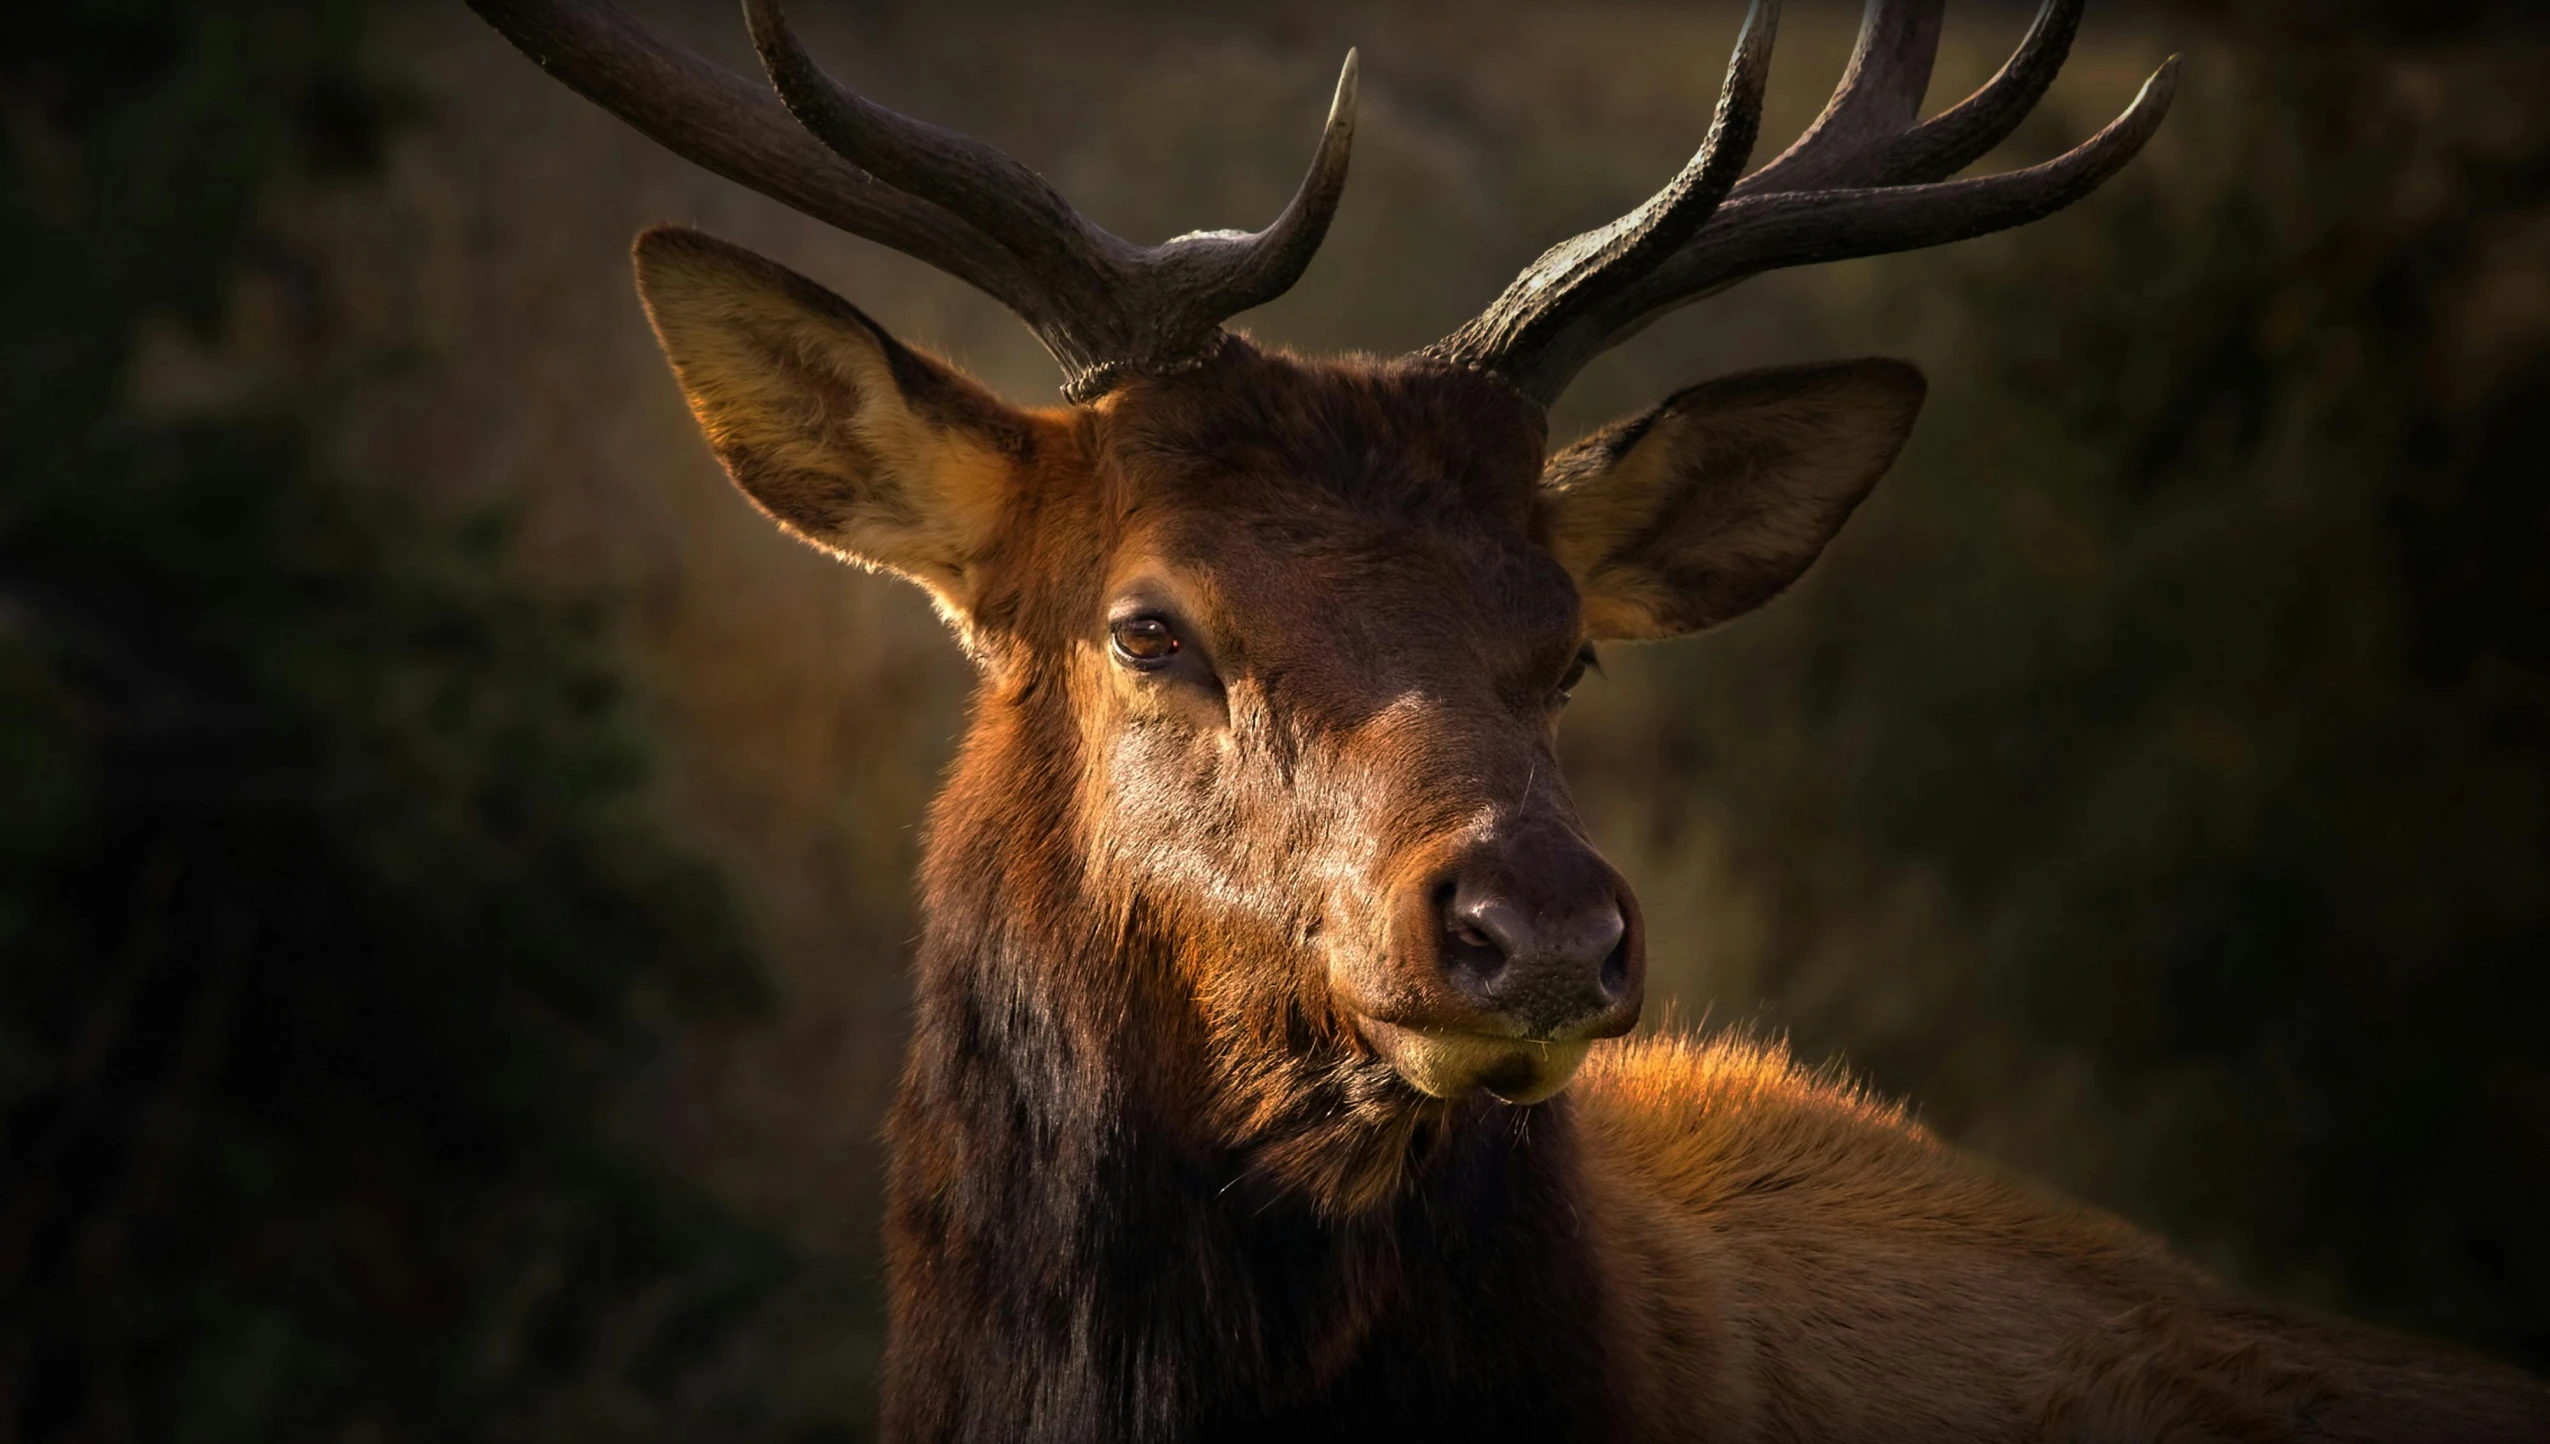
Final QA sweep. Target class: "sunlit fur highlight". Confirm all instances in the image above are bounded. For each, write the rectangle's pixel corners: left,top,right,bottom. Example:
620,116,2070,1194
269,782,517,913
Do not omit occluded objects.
634,227,1028,632
1579,1033,2548,1440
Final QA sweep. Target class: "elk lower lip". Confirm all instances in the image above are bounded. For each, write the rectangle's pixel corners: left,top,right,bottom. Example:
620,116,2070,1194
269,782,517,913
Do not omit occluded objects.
1359,1019,1593,1105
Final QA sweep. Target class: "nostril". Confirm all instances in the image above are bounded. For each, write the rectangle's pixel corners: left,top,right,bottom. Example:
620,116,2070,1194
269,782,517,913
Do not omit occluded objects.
1439,882,1515,983
1599,926,1632,999
1429,876,1458,916
1573,899,1628,992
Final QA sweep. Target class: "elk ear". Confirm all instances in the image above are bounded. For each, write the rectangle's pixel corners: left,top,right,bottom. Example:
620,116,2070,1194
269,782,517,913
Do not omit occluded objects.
632,226,1033,617
1536,360,1925,640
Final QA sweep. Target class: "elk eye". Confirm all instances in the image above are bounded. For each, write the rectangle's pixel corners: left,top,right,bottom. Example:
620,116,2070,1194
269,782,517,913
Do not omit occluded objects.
1110,614,1181,668
1552,644,1599,707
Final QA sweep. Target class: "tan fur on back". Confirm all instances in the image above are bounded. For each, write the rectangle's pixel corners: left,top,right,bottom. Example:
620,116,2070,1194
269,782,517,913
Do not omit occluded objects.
1572,1036,2367,1442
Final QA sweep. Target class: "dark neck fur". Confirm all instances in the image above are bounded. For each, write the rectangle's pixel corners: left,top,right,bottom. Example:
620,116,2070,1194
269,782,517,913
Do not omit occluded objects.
881,708,1620,1443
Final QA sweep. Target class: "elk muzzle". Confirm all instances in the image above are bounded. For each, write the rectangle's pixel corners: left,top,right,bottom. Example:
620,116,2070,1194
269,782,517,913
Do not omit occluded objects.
1346,824,1644,1104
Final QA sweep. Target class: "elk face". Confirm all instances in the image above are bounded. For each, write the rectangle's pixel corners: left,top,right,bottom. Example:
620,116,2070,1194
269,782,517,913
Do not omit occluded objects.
1079,349,1638,1118
552,0,2166,1213
634,228,1927,1206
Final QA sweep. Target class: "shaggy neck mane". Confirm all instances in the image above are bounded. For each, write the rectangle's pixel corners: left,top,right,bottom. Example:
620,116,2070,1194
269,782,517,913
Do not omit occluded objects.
882,688,1622,1443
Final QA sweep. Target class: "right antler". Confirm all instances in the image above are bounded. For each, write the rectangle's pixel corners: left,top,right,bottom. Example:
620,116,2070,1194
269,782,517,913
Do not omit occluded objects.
467,0,1358,402
1428,0,2179,408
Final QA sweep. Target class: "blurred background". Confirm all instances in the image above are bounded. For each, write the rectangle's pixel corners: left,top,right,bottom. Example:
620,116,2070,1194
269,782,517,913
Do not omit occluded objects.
5,0,2546,1438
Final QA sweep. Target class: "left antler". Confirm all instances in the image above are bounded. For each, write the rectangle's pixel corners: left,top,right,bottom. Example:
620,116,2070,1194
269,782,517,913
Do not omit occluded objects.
1426,0,2179,408
468,0,1358,402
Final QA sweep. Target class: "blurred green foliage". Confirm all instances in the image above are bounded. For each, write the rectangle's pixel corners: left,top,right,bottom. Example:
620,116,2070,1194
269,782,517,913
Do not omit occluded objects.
0,2,784,1439
1584,9,2550,1365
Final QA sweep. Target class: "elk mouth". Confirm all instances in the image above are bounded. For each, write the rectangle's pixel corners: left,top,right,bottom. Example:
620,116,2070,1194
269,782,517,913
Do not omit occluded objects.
1358,1019,1594,1105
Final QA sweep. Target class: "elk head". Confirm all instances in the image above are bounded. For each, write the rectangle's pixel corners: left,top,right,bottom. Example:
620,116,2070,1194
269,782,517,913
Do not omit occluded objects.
474,0,2174,1211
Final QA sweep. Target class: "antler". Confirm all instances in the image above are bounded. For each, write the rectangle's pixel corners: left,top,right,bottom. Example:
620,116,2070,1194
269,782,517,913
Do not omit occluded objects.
467,0,1358,402
1426,0,2180,408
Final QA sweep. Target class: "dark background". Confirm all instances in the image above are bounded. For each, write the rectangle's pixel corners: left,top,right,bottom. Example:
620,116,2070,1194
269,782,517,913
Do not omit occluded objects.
5,0,2546,1438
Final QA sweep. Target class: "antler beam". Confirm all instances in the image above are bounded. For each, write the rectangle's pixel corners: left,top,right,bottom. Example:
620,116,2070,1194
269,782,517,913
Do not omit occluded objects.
469,0,1358,401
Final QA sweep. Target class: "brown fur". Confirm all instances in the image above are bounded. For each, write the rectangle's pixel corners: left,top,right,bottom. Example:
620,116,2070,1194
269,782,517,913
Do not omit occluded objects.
627,227,2549,1442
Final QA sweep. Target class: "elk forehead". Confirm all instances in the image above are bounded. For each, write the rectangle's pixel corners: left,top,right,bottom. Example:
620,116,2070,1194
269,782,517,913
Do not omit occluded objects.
1101,350,1549,521
1088,349,1576,674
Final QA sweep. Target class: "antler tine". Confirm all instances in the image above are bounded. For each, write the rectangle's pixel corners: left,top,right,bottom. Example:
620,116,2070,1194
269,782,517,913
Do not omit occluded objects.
1186,50,1362,321
1743,0,1946,195
1428,1,1779,384
1861,0,2089,190
1736,0,2085,199
1430,0,2173,409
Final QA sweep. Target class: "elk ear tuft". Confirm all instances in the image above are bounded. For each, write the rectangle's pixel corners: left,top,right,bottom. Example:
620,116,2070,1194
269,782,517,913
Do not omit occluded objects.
632,225,1036,617
1536,360,1925,640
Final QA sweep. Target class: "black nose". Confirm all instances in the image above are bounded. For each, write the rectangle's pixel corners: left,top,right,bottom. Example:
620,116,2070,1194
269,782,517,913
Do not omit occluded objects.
1432,832,1640,1039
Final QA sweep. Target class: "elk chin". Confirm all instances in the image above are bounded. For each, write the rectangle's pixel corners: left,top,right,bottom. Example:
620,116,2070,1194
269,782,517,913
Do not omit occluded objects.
1360,1020,1592,1105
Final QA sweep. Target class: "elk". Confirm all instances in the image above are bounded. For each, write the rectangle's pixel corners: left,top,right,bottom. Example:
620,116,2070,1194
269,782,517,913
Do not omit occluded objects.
470,0,2550,1438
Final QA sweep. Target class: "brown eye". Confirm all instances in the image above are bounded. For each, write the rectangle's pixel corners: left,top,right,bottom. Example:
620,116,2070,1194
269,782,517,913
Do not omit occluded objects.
1110,615,1181,667
1552,644,1598,707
